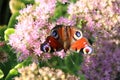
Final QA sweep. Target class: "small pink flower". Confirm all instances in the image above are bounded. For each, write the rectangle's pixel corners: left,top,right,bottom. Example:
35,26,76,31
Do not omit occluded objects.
54,50,66,58
56,17,76,26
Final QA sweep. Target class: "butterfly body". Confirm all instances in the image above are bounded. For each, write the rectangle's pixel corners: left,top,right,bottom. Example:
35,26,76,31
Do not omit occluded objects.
41,25,92,54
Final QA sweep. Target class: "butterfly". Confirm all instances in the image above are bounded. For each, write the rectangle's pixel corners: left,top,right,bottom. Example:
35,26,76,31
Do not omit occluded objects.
41,25,92,54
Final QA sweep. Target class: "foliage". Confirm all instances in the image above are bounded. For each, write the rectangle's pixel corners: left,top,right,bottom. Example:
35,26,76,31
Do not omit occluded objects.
0,69,4,79
7,12,20,28
4,28,15,41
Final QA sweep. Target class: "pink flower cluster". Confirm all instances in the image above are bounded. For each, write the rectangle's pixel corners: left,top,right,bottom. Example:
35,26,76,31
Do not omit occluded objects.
82,40,120,80
68,0,120,32
56,16,76,26
9,0,57,61
67,0,120,79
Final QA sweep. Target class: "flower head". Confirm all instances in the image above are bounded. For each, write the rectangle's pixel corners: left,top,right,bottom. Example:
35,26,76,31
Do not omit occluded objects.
56,17,76,26
67,0,120,79
15,62,78,80
9,1,56,61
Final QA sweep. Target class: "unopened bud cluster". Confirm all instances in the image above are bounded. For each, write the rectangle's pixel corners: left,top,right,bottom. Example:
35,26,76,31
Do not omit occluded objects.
15,62,78,80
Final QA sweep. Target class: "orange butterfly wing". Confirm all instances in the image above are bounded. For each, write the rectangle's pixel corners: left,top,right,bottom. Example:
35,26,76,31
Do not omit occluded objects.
71,37,88,51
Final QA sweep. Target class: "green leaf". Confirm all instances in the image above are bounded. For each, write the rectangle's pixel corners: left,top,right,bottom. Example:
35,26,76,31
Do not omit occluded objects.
88,36,95,45
5,57,32,80
4,28,15,41
50,3,68,21
0,25,7,41
0,69,4,79
9,0,25,14
63,52,83,75
77,19,86,29
8,12,20,28
5,68,18,80
20,0,34,4
38,52,84,78
78,74,86,80
70,0,77,3
0,44,17,80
